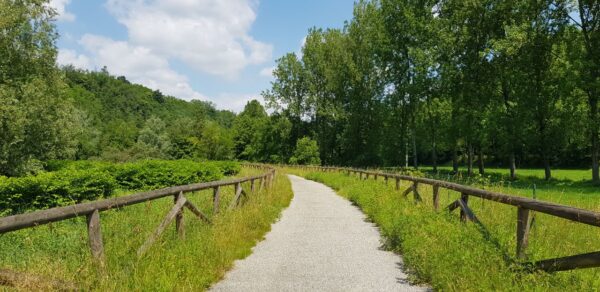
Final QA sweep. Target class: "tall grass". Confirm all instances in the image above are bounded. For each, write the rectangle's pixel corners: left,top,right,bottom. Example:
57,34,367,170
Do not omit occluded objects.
0,167,292,290
292,168,600,290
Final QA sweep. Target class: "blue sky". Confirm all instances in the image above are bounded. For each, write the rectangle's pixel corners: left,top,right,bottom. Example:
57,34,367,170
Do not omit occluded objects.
50,0,355,112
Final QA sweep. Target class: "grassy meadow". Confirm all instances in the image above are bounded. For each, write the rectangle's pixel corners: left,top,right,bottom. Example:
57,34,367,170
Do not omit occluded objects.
0,167,292,291
287,167,600,291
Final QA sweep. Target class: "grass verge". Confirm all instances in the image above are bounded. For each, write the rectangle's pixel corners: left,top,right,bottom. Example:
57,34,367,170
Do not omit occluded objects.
0,167,292,291
288,168,600,291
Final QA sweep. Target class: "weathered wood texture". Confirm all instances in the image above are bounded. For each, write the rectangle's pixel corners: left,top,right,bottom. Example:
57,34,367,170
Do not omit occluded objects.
175,192,185,239
517,207,532,259
86,209,104,264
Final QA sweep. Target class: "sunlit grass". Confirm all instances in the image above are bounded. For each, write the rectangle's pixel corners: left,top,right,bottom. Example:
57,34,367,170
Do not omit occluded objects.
288,167,600,290
0,167,292,290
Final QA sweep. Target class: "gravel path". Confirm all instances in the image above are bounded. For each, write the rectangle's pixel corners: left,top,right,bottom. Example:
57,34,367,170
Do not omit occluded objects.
210,175,427,292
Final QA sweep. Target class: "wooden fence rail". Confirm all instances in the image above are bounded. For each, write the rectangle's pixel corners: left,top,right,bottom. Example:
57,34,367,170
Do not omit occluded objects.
0,164,275,270
292,164,600,273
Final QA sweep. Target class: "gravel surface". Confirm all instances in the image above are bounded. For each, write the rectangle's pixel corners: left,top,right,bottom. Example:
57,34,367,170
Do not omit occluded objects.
210,175,427,292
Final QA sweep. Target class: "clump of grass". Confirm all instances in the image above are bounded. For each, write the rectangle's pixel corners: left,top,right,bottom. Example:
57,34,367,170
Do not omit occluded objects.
294,169,600,290
0,167,292,290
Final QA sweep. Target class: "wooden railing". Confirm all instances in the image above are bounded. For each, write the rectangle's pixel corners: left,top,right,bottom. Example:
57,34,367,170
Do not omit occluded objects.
0,164,275,270
292,165,600,273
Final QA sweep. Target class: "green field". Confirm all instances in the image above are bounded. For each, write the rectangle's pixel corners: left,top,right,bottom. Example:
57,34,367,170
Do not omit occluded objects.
0,166,292,290
288,167,600,290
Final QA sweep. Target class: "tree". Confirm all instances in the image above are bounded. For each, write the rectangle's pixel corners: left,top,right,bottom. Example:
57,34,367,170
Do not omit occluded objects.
572,0,600,182
0,0,78,176
290,137,321,165
135,116,171,158
232,100,269,161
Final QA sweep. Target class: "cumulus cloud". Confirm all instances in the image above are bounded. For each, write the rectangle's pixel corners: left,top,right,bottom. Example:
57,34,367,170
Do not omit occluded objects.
259,66,275,78
105,0,273,78
48,0,75,21
56,34,207,101
57,49,91,69
56,0,272,109
213,92,264,113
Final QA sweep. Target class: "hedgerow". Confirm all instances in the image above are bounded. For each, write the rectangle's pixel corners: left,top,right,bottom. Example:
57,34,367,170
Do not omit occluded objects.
0,160,240,215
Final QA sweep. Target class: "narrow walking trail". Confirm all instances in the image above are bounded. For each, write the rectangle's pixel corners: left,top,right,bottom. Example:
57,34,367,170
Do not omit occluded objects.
211,175,426,292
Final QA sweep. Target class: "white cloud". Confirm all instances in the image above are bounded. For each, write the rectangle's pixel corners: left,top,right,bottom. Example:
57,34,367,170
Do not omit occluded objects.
259,66,275,78
57,49,91,69
56,0,272,110
105,0,272,79
213,93,264,113
48,0,75,22
67,34,207,101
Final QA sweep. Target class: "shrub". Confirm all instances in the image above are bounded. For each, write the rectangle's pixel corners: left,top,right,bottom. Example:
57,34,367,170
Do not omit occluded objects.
110,160,223,190
289,137,321,165
0,169,116,214
1,160,240,215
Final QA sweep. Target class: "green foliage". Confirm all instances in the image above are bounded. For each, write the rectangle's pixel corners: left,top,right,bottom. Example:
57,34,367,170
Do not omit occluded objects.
0,1,79,176
289,137,321,165
0,160,239,214
109,160,223,191
0,169,116,215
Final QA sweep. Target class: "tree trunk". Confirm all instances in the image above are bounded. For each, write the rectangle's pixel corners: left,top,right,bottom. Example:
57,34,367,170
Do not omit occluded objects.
478,147,485,175
467,143,474,176
432,135,438,172
591,96,599,183
452,146,459,174
412,128,418,170
509,152,517,181
543,155,552,181
405,139,409,169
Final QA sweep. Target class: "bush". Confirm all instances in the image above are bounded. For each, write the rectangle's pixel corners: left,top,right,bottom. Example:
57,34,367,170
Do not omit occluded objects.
110,160,223,190
1,160,240,215
289,137,321,165
0,169,116,214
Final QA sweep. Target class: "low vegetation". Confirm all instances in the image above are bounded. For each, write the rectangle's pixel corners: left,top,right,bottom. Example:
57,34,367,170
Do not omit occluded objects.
292,168,600,290
0,166,292,290
0,160,238,215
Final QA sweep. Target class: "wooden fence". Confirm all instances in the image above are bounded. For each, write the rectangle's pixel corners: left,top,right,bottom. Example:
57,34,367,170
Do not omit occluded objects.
0,164,275,281
293,165,600,273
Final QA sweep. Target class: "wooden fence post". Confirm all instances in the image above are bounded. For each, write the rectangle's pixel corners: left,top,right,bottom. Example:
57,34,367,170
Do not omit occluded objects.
251,179,255,193
175,192,185,239
86,209,105,266
395,178,400,190
517,207,532,259
213,186,220,214
460,193,469,222
433,185,440,211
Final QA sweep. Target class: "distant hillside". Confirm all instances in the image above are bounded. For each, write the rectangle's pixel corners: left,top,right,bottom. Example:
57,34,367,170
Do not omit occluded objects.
61,66,236,161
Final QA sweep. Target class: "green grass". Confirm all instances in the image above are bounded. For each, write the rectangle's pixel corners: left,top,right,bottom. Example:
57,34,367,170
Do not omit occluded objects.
417,165,593,182
0,167,292,291
288,167,600,291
